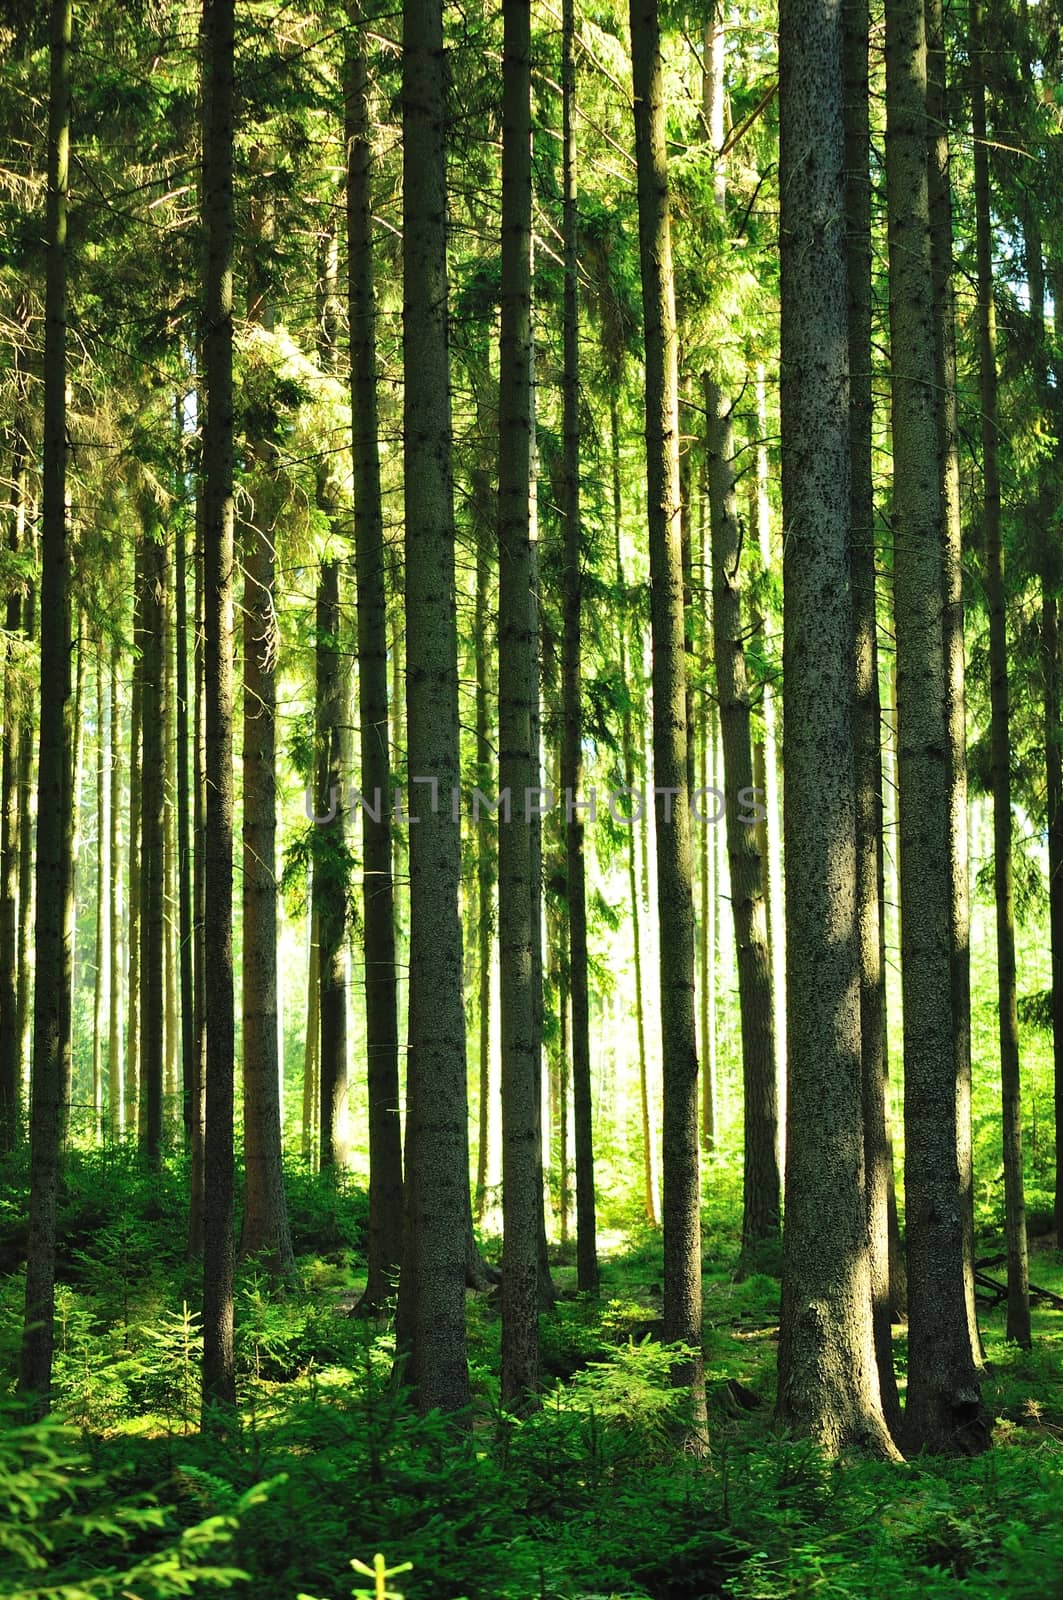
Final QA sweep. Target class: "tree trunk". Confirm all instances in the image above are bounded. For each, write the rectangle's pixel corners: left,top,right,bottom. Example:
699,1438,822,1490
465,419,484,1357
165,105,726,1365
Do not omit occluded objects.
0,333,27,1152
474,529,494,1219
394,0,472,1416
497,0,540,1406
883,0,988,1452
843,0,900,1429
313,558,348,1170
19,0,72,1411
16,572,36,1109
629,0,705,1438
108,640,122,1138
346,25,403,1303
188,486,207,1254
1045,590,1063,1246
92,640,107,1143
970,0,1029,1348
926,0,979,1366
776,0,897,1458
127,539,143,1138
200,0,238,1421
560,0,598,1295
62,611,83,1144
704,374,780,1257
140,513,166,1170
302,901,319,1166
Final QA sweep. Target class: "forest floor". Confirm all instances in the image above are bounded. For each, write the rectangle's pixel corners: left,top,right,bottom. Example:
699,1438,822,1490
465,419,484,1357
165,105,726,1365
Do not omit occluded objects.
1,1148,1062,1600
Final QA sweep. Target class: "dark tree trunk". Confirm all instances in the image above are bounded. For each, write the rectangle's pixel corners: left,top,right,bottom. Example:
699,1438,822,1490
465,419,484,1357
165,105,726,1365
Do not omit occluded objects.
0,332,27,1152
970,0,1029,1348
140,513,166,1170
19,0,72,1411
200,0,238,1421
346,23,403,1302
629,0,705,1439
313,558,348,1170
393,0,472,1416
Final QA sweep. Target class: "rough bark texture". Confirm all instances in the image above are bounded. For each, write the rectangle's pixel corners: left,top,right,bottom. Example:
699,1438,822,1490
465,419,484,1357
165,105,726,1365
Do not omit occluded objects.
1046,588,1063,1246
175,451,194,1148
884,0,988,1453
776,0,897,1460
925,0,977,1362
187,490,207,1256
560,0,598,1294
92,643,106,1140
0,335,27,1152
108,642,122,1137
200,0,237,1420
629,0,705,1438
497,0,540,1406
843,0,900,1428
19,0,72,1410
346,27,403,1303
394,0,472,1417
704,374,780,1257
126,542,143,1137
970,0,1029,1348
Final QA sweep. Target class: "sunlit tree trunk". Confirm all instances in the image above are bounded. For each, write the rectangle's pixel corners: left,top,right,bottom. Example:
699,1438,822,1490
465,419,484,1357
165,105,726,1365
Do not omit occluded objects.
108,641,122,1138
776,0,897,1458
91,640,107,1144
140,512,166,1170
0,332,27,1152
884,0,987,1452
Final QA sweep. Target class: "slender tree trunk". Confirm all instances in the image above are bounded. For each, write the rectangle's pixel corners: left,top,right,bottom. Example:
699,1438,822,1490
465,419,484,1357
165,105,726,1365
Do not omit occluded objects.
62,611,82,1143
346,24,403,1302
970,0,1029,1348
0,334,27,1152
884,0,987,1452
140,515,166,1169
629,0,705,1437
1045,591,1063,1245
188,488,207,1253
16,568,36,1114
313,559,348,1170
393,0,472,1415
497,0,540,1406
175,451,194,1144
559,0,598,1293
474,533,494,1219
844,0,900,1428
302,901,319,1166
163,582,178,1118
704,375,780,1256
776,0,897,1458
19,0,72,1411
127,540,143,1137
108,641,122,1138
926,0,978,1366
200,0,238,1421
92,640,107,1144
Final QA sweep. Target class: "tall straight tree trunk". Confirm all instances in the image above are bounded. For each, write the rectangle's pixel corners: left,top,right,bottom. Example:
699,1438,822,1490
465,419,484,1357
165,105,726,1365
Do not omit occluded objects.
926,0,978,1363
108,641,122,1137
970,0,1029,1348
61,612,82,1143
560,0,598,1294
126,540,143,1137
497,0,540,1406
313,559,348,1169
174,441,194,1148
704,375,780,1256
610,394,657,1217
0,334,27,1152
346,23,403,1303
1045,590,1063,1245
629,0,705,1437
92,640,107,1143
302,902,319,1166
884,0,987,1452
240,183,294,1278
474,533,494,1219
200,0,238,1420
188,492,207,1252
843,0,900,1427
776,0,896,1459
393,0,471,1416
140,514,166,1169
163,586,178,1116
19,0,72,1410
16,578,35,1106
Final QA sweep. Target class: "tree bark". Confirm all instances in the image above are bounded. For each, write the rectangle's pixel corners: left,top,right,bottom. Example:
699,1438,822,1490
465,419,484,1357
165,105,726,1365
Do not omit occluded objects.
140,511,166,1170
200,0,238,1421
108,640,122,1137
884,0,988,1452
92,640,107,1143
19,0,72,1411
844,0,900,1428
313,558,348,1170
629,0,705,1438
776,0,897,1458
393,0,472,1416
0,332,27,1152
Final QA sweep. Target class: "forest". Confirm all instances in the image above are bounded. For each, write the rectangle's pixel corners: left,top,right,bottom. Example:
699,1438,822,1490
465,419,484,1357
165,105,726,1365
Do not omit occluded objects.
1,0,1063,1593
